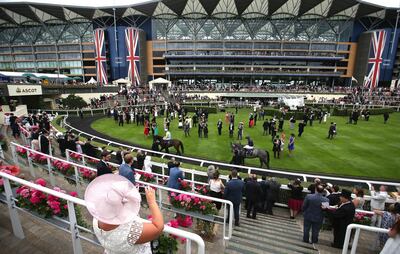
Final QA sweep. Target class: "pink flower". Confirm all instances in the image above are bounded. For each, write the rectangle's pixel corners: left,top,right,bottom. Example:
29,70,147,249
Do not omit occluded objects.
69,191,78,197
147,215,153,221
180,237,187,244
35,178,47,187
19,188,30,198
29,195,41,204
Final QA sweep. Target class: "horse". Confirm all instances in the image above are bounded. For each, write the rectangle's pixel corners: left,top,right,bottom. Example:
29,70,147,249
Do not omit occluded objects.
231,142,270,168
153,135,184,155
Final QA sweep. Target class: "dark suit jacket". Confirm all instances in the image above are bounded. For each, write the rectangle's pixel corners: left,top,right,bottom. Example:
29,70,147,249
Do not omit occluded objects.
245,180,262,202
96,160,112,177
265,180,281,201
224,178,244,205
328,193,341,206
303,193,329,223
331,202,356,237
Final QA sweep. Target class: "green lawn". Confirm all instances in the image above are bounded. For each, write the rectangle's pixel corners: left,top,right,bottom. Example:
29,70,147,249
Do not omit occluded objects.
91,109,400,180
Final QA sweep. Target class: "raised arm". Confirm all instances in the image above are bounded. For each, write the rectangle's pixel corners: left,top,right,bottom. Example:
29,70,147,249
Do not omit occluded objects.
136,187,164,244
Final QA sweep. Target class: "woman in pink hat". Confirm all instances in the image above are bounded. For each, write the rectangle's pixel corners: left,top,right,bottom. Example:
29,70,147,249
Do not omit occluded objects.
85,174,164,254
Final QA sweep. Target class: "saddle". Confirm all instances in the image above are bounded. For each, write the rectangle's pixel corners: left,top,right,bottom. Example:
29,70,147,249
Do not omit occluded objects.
245,148,254,156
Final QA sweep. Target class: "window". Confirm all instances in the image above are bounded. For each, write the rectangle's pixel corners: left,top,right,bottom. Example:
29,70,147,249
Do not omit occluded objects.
58,45,80,52
60,61,82,68
36,54,57,60
0,55,12,61
70,69,83,74
13,47,33,53
15,62,36,69
14,55,35,61
59,53,81,60
35,45,56,52
0,62,14,69
82,45,94,51
0,47,11,53
37,61,58,68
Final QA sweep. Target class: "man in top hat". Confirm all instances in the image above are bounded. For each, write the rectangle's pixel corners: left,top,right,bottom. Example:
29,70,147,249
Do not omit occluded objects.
329,189,355,248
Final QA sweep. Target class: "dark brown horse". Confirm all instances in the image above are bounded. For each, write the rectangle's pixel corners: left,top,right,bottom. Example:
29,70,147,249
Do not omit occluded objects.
153,135,184,155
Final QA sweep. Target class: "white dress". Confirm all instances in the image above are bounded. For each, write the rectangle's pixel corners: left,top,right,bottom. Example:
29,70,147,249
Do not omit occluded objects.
93,217,152,254
380,236,400,254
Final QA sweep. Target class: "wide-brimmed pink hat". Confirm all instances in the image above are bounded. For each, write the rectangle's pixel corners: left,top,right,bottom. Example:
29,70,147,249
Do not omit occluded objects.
84,174,141,225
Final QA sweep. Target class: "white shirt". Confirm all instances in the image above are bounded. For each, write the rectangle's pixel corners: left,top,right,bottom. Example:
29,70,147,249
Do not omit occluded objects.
370,191,388,210
209,179,224,193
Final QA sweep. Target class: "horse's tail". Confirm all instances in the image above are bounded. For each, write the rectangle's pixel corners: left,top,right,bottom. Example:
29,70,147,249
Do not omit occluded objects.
180,142,184,154
265,150,270,168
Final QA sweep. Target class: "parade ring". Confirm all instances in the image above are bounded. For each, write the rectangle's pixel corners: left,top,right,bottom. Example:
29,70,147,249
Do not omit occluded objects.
65,108,400,181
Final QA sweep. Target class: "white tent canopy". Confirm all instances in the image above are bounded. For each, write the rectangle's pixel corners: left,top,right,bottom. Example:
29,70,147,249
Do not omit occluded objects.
87,77,97,84
112,78,131,85
148,77,171,90
0,71,68,79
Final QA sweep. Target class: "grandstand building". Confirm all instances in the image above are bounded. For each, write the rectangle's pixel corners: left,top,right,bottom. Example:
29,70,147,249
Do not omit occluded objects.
0,0,399,89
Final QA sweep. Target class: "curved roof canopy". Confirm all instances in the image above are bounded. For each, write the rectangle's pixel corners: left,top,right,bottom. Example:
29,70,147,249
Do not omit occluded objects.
0,0,398,27
1,0,399,9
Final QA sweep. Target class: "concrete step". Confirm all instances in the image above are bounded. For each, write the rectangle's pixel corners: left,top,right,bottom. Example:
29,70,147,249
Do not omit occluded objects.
238,217,303,233
239,212,298,226
232,231,318,254
234,224,305,242
228,235,312,254
225,241,276,254
239,212,295,224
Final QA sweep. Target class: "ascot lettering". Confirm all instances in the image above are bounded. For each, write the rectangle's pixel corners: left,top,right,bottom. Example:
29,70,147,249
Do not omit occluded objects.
18,88,38,93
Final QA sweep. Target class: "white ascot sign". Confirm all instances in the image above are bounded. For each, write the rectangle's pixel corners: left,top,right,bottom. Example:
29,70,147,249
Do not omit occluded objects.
7,85,43,96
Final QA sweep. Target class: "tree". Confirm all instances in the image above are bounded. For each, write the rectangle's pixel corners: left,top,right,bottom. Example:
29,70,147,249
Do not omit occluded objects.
62,95,87,109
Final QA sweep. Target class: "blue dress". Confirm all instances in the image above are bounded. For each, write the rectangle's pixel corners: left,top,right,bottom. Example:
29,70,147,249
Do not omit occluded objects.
288,136,295,151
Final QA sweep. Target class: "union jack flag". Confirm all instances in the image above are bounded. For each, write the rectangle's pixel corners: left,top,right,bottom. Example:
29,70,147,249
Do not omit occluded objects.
364,30,387,91
125,27,140,86
94,29,108,85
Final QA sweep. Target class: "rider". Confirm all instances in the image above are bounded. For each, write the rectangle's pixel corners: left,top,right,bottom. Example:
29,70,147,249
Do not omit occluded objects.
243,136,254,155
163,128,172,146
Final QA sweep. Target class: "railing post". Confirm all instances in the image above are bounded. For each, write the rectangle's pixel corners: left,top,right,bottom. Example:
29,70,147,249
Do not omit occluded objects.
350,228,361,254
342,225,353,254
191,171,195,191
67,201,83,254
26,150,36,177
66,150,71,163
223,202,226,244
0,145,3,159
47,157,56,186
3,178,25,239
185,239,192,254
10,144,18,165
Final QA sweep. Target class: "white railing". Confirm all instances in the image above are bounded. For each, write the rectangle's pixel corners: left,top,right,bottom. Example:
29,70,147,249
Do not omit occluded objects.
66,149,214,190
62,115,400,189
10,142,234,241
0,171,205,254
342,224,389,254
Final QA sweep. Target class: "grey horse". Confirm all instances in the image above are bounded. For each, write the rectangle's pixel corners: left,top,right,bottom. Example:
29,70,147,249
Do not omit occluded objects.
231,143,270,168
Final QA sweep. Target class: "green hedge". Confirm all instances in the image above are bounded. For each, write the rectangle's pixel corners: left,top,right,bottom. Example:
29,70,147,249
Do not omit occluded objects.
332,107,394,116
183,106,218,114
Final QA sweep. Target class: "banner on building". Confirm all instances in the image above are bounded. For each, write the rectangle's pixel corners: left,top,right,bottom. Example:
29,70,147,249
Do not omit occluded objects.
363,30,387,91
7,85,42,96
94,29,108,85
125,27,140,86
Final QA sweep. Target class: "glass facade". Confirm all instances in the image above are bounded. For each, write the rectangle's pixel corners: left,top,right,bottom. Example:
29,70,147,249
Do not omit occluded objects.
0,22,94,80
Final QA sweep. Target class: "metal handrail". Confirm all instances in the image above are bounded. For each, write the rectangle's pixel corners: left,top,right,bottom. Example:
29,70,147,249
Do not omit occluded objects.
10,142,233,241
64,149,395,207
342,224,389,254
0,171,205,254
62,116,400,188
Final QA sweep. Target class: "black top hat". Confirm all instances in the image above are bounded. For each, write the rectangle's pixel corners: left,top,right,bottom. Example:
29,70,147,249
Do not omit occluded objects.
341,189,352,200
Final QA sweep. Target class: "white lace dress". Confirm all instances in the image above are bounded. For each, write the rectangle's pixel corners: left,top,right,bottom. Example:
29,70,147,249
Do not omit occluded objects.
93,217,152,254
